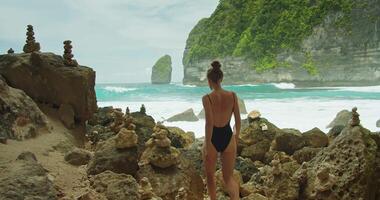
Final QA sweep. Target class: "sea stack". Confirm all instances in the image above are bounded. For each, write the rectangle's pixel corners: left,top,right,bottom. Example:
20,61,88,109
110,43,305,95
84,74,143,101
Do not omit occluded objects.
63,40,78,66
151,55,172,84
23,25,40,53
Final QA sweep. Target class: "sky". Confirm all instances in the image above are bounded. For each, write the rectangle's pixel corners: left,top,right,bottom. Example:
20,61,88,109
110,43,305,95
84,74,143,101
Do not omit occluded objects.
0,0,218,83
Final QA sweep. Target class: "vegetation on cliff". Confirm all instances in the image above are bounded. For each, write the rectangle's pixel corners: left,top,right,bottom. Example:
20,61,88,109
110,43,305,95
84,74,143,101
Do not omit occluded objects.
183,0,372,73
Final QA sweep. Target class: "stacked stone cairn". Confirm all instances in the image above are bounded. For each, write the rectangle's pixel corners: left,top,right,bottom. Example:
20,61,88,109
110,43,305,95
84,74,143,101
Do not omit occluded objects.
7,48,14,54
23,25,40,53
63,40,78,66
115,122,138,149
350,107,360,127
138,177,161,200
140,104,146,114
143,123,180,168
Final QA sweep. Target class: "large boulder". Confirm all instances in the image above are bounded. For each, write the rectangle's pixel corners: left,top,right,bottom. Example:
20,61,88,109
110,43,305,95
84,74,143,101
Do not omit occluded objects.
272,128,306,155
87,136,139,176
239,117,280,161
137,157,204,200
0,152,58,199
377,119,380,128
90,170,139,200
0,52,97,123
302,127,328,148
166,126,195,149
0,76,47,140
296,125,380,199
151,55,172,84
326,109,352,128
64,147,92,166
292,147,322,164
166,108,198,122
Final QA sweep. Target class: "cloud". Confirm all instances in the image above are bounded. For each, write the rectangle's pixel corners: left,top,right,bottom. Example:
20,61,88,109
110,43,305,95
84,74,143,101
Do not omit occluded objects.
0,0,218,83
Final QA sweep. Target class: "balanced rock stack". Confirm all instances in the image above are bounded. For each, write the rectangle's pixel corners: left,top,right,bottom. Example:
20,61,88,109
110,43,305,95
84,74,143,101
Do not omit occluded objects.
115,123,138,149
138,177,161,200
350,107,360,127
63,40,78,66
7,48,14,54
143,124,180,168
23,25,40,53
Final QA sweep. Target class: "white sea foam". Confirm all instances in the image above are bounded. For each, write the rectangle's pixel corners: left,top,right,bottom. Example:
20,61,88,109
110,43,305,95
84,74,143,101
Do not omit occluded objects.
271,82,296,89
233,84,259,87
176,84,197,88
104,86,137,93
98,98,380,138
309,85,380,93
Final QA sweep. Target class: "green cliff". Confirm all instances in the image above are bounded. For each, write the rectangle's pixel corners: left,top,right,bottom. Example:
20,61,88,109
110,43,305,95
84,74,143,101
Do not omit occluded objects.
183,0,380,86
151,55,172,84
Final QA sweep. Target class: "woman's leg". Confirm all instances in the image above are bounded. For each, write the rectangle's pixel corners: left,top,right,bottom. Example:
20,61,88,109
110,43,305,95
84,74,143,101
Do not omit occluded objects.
203,144,218,200
221,136,239,200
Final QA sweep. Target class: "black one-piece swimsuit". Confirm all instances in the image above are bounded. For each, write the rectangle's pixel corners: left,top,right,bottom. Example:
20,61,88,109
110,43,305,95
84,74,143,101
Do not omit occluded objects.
207,94,234,153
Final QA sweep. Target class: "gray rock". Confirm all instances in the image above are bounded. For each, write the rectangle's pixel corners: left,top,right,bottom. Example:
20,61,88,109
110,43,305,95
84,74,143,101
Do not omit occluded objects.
296,125,380,199
272,128,306,155
64,148,92,166
90,170,139,200
166,108,198,122
302,127,328,148
327,125,345,140
326,109,352,128
377,119,380,128
87,137,139,176
0,152,57,199
16,151,38,162
292,147,322,164
0,76,47,140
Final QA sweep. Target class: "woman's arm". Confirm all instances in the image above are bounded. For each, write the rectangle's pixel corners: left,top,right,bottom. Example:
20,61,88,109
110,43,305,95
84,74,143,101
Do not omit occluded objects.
202,95,214,148
232,92,241,141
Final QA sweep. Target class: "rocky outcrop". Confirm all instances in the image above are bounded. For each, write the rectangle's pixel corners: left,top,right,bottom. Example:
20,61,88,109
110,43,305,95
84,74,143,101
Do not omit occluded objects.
151,55,172,84
166,126,195,149
90,170,140,200
64,147,92,166
166,108,198,122
272,128,306,155
87,136,139,176
296,125,380,199
0,76,47,140
137,157,204,200
302,127,328,148
326,109,352,128
0,152,58,199
0,52,97,123
183,1,380,86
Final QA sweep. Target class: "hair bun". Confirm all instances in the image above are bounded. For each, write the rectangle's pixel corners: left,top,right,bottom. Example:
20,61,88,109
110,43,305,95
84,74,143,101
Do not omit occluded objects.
211,61,221,70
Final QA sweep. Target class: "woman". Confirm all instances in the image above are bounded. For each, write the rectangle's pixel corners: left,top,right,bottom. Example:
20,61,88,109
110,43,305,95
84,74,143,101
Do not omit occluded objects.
202,60,241,200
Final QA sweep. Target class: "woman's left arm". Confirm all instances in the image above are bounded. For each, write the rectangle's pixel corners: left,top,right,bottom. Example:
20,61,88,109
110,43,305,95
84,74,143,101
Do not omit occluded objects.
232,92,241,142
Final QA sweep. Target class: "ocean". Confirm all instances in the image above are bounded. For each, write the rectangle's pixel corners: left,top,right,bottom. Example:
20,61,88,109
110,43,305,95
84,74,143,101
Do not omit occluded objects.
96,82,380,138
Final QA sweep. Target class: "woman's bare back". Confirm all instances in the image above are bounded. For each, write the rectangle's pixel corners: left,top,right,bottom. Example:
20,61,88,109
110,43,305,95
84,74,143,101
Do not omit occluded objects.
207,89,235,127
